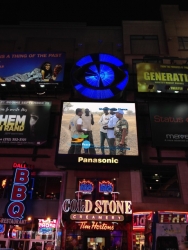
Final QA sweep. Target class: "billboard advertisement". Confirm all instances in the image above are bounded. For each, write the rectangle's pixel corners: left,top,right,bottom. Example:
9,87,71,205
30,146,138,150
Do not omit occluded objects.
149,102,188,147
0,100,51,146
0,52,65,84
137,63,188,93
155,223,188,250
55,101,139,169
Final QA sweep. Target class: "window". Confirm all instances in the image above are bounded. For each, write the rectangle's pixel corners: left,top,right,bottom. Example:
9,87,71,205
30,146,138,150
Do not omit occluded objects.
142,165,180,198
0,175,62,200
33,176,62,200
178,37,188,50
130,35,159,54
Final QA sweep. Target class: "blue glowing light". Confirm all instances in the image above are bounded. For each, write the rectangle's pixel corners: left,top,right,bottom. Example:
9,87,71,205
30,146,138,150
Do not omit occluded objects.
72,53,129,99
76,55,93,67
85,64,114,87
116,71,129,90
99,54,123,67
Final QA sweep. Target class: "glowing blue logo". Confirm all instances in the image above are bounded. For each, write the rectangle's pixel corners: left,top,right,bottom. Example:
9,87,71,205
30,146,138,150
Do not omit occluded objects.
72,53,129,100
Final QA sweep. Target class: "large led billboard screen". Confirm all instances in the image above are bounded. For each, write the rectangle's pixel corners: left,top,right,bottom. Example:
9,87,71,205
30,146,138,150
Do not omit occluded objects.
0,52,65,84
0,100,51,146
149,102,188,147
55,102,139,168
137,63,188,93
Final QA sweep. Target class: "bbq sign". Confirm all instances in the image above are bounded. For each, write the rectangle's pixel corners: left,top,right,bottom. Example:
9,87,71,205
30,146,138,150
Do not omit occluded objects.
6,168,30,219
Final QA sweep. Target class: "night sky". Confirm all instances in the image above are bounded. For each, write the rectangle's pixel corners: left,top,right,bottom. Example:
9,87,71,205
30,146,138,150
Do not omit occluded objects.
1,0,188,26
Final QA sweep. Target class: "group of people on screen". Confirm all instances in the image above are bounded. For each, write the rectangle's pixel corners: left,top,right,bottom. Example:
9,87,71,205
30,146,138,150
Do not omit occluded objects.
68,107,129,156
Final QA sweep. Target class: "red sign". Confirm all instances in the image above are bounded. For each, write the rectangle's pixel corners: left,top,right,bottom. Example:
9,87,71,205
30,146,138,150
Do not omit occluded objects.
12,162,34,170
7,168,30,219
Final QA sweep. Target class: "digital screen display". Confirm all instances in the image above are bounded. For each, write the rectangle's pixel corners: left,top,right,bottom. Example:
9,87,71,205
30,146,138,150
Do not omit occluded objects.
55,102,139,169
149,102,188,147
0,52,65,84
0,100,51,146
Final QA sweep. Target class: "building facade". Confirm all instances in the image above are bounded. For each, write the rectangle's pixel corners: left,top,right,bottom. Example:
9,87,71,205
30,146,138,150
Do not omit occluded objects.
0,5,188,250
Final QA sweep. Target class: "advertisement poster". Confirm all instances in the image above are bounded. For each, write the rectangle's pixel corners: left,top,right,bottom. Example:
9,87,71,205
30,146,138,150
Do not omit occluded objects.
0,100,51,145
149,103,188,147
58,102,138,156
137,63,188,93
0,52,65,84
156,223,188,250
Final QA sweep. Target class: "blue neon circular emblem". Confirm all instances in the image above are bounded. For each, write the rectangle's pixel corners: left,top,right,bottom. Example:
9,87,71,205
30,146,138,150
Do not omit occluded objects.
71,53,129,100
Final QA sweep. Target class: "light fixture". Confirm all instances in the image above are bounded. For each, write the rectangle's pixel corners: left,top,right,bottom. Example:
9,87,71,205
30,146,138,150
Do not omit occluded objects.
0,83,6,87
27,217,32,221
39,84,45,88
47,217,51,221
156,180,159,182
20,84,26,88
174,91,179,93
37,91,45,95
157,90,161,93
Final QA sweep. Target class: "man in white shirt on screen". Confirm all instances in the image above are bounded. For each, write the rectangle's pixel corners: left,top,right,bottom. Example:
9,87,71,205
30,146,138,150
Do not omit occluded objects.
82,108,96,154
103,108,118,155
98,107,111,155
68,108,86,154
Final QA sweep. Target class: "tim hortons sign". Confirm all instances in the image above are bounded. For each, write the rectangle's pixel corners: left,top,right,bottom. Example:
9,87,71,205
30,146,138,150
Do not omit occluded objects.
62,199,132,222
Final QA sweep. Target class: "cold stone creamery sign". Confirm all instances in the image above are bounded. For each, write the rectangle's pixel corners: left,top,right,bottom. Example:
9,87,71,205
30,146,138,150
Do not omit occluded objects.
62,199,132,224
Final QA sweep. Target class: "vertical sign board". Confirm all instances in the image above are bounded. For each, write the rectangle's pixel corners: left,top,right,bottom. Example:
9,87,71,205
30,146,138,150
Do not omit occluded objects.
149,102,188,147
7,168,30,220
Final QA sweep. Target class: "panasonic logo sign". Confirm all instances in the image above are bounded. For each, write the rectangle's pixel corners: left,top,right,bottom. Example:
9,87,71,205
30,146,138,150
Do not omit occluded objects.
78,157,119,164
166,134,188,139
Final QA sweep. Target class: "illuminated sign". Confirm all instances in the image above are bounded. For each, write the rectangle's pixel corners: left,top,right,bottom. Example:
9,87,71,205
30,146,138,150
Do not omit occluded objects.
99,181,114,193
56,101,139,169
0,218,27,224
72,53,129,100
0,52,65,84
77,221,114,230
159,213,188,223
79,180,94,193
38,219,56,234
70,214,124,221
12,162,34,170
137,63,188,93
0,101,51,146
133,213,150,228
78,157,118,164
7,168,30,219
62,199,132,214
